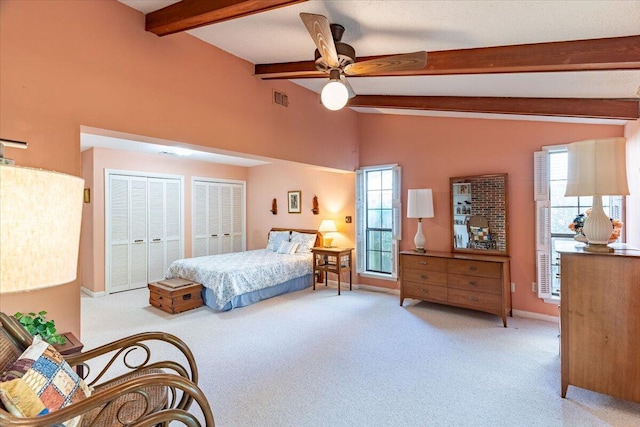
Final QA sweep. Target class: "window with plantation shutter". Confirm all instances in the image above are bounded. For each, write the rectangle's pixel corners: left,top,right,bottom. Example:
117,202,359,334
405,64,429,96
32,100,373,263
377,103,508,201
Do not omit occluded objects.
534,148,626,301
355,165,401,279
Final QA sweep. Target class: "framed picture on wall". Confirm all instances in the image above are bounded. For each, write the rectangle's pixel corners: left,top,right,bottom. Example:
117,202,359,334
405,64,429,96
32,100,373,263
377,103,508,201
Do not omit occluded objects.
288,190,301,213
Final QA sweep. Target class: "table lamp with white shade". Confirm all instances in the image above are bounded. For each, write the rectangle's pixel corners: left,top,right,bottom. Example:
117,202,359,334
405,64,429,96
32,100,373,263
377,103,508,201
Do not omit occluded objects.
564,137,629,253
407,189,434,253
318,219,338,247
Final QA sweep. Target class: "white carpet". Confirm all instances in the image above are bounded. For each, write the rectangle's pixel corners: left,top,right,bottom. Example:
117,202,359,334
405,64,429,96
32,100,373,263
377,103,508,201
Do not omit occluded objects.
81,286,640,426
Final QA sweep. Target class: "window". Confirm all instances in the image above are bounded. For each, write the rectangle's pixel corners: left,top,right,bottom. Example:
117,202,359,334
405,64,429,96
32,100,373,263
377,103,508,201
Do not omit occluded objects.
356,165,401,279
535,149,624,300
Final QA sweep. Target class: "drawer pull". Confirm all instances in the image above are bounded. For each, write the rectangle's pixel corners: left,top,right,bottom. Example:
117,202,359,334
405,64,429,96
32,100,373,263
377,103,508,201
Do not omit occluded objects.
183,294,192,301
419,261,427,265
420,288,429,294
469,266,478,271
420,275,429,279
468,281,477,286
468,296,479,302
134,239,144,243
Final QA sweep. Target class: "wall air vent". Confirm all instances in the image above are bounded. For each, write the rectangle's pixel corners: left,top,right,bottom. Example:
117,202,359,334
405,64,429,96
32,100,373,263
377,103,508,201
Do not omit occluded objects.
273,90,288,107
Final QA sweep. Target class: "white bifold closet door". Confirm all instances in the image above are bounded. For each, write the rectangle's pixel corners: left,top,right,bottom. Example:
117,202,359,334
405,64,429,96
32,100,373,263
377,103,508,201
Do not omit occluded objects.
193,180,245,257
108,174,182,293
147,178,182,283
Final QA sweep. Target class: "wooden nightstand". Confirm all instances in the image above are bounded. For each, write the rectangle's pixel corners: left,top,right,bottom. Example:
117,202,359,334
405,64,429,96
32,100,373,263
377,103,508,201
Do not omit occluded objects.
311,247,354,295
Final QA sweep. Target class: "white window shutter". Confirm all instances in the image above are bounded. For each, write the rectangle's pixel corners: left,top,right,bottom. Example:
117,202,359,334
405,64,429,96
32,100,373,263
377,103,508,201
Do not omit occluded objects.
534,151,550,201
536,250,552,299
355,170,365,274
391,166,402,240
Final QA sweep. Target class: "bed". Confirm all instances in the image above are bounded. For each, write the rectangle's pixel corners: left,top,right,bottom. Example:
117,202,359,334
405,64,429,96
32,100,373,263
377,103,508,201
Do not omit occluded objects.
165,228,322,311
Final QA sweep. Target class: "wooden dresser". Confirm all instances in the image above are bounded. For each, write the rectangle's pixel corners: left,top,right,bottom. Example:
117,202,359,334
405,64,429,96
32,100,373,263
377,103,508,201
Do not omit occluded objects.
558,245,640,403
400,251,511,327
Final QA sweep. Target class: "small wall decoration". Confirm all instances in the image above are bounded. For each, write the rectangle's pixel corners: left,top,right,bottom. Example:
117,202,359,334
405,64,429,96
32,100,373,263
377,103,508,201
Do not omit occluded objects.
288,190,301,214
270,198,278,215
311,195,319,215
83,188,91,203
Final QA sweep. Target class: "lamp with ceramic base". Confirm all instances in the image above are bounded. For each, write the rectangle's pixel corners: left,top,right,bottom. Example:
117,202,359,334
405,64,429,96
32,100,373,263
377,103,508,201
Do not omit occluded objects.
318,219,338,248
564,137,629,253
407,189,434,253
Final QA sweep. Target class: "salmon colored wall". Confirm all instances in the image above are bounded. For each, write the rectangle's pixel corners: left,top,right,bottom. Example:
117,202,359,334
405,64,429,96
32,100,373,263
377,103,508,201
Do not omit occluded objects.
0,0,358,336
81,146,249,294
246,163,356,250
357,114,625,316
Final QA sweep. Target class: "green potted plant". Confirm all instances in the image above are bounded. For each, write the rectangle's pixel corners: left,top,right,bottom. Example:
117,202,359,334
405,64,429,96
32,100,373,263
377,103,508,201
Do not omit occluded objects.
14,310,66,345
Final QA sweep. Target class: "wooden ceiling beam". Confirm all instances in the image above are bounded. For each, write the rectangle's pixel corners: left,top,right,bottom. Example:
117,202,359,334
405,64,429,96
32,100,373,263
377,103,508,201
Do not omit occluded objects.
255,35,640,78
347,96,640,120
146,0,308,36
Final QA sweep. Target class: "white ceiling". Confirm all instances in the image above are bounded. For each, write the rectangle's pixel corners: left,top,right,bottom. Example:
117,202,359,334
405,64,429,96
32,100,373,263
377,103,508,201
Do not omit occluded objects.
118,0,640,124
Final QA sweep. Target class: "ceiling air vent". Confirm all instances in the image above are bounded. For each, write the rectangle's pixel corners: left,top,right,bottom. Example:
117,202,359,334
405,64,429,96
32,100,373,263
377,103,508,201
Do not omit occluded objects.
273,90,288,107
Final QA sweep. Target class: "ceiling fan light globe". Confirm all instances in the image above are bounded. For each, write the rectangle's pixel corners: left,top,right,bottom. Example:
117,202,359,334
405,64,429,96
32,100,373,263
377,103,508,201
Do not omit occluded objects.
321,80,349,111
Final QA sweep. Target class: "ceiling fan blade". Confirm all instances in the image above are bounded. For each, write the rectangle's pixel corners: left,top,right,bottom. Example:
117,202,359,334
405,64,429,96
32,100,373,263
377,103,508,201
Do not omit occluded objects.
344,51,427,76
300,12,340,69
341,75,356,99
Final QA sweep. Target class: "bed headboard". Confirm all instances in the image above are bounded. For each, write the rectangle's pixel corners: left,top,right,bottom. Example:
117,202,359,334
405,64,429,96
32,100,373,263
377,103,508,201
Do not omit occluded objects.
270,228,323,248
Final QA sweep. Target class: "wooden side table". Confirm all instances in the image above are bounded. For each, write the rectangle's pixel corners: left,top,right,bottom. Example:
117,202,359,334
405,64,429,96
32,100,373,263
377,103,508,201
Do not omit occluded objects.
311,247,354,295
55,332,84,375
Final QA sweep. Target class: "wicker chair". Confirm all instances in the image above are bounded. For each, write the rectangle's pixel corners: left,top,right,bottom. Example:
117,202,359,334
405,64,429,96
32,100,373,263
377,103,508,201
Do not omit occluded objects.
466,215,498,250
0,312,215,426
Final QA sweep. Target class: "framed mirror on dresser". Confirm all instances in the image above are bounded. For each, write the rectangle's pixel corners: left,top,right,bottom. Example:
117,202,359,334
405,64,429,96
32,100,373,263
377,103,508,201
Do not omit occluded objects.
450,174,509,256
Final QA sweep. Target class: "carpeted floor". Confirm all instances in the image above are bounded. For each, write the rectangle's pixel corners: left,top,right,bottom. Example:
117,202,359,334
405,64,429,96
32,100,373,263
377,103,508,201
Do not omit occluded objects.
81,286,639,426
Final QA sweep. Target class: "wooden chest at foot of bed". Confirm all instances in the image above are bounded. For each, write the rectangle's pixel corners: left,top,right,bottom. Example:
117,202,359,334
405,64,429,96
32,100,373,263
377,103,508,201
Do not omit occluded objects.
148,282,204,314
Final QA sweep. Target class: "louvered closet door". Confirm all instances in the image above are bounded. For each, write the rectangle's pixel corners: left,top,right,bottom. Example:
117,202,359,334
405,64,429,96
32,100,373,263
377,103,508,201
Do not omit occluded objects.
231,184,244,252
147,179,165,283
193,182,208,257
129,178,148,289
109,176,130,293
165,180,181,270
220,184,233,254
208,184,221,255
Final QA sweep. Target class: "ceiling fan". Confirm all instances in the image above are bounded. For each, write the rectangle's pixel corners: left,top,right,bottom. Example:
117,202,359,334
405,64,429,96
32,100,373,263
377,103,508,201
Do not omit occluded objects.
299,13,427,110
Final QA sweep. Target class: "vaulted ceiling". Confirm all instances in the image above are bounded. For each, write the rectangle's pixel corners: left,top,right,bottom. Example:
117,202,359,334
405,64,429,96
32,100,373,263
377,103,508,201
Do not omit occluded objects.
119,0,640,123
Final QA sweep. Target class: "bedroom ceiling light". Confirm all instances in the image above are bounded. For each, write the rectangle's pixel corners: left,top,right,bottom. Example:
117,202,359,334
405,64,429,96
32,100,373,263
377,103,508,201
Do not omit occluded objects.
0,163,84,293
321,70,349,111
318,219,338,247
565,137,629,253
407,189,434,253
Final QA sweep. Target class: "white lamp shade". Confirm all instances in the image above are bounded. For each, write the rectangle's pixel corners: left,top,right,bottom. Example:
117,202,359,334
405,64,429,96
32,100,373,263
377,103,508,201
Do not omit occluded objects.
318,219,338,233
565,137,629,196
321,80,349,111
0,165,84,293
407,189,434,218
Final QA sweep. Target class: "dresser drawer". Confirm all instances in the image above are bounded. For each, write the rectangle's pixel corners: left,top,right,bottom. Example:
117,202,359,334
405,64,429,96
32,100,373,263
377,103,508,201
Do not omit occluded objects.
403,281,447,303
447,259,501,278
401,255,447,272
403,268,447,286
447,273,502,294
447,288,501,312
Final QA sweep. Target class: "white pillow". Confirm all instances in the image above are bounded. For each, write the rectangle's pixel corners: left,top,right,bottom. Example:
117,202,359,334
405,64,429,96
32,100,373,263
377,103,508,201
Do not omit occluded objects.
290,231,317,253
277,241,299,254
266,231,290,251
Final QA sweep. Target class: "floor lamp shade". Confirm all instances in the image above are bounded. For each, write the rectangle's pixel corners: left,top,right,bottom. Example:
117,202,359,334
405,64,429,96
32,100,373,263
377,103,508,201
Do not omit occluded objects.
564,137,629,251
0,165,84,293
407,189,434,252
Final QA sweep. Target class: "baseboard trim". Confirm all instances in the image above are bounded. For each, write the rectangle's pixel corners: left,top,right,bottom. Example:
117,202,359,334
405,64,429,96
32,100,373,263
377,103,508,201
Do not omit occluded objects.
512,309,558,324
81,287,107,298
